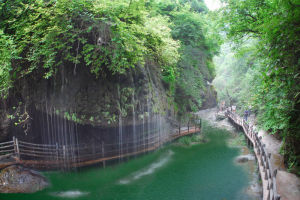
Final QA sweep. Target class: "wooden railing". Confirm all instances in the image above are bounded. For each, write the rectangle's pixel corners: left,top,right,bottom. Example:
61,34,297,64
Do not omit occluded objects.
226,110,281,200
0,126,200,169
0,140,15,159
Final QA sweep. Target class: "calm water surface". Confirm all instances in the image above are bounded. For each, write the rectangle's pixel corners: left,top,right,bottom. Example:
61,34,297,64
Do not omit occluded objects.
1,125,256,200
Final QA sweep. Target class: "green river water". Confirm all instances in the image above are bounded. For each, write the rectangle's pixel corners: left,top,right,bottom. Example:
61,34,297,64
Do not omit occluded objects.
1,124,258,200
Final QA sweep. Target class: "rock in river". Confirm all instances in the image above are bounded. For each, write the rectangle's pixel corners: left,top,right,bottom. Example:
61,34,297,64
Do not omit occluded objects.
0,165,49,193
215,111,226,121
235,154,255,163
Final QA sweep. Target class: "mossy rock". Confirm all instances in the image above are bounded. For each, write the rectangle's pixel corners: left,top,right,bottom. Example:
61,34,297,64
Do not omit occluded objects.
0,165,49,193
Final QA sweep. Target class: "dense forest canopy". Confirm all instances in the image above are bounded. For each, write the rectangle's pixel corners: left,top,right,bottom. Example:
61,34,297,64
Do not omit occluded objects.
214,0,300,173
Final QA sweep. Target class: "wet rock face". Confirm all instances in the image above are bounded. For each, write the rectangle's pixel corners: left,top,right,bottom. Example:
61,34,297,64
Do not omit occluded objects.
0,107,9,142
7,62,174,143
200,85,217,109
0,165,49,193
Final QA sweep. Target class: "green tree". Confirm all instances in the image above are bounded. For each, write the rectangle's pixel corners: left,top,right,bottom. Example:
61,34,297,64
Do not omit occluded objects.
218,0,300,171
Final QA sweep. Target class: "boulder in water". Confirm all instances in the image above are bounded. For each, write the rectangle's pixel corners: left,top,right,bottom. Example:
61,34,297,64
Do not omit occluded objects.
215,112,226,121
0,165,49,193
235,154,255,163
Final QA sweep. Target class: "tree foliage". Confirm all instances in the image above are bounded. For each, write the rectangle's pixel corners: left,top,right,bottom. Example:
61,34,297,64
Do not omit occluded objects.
0,30,17,98
0,0,180,82
216,0,300,171
147,1,220,116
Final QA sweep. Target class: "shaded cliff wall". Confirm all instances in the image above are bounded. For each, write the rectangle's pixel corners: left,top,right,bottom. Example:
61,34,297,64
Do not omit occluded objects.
1,60,174,148
0,60,217,146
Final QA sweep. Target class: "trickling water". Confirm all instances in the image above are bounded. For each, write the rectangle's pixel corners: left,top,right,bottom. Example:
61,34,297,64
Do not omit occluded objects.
142,104,145,152
132,91,137,155
31,66,178,170
147,95,151,150
38,101,81,170
118,114,123,161
45,101,51,145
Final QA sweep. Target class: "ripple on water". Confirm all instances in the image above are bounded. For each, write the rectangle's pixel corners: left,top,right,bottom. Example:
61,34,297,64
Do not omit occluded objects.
118,150,174,185
50,190,89,198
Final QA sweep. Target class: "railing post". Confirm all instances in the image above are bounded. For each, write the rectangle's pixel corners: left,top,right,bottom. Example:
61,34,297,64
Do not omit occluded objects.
56,142,59,160
200,118,202,130
13,136,20,160
63,145,66,160
274,169,278,177
102,141,106,168
16,138,20,160
265,169,268,180
13,136,16,153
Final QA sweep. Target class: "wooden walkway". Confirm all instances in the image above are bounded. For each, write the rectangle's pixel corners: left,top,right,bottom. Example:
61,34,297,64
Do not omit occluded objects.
226,110,281,200
0,127,200,169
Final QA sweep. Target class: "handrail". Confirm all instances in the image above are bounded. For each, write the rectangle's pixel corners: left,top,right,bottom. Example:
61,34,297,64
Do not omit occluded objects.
0,144,15,150
0,141,14,145
0,140,15,157
226,110,281,200
19,141,56,147
19,144,57,151
0,149,15,154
